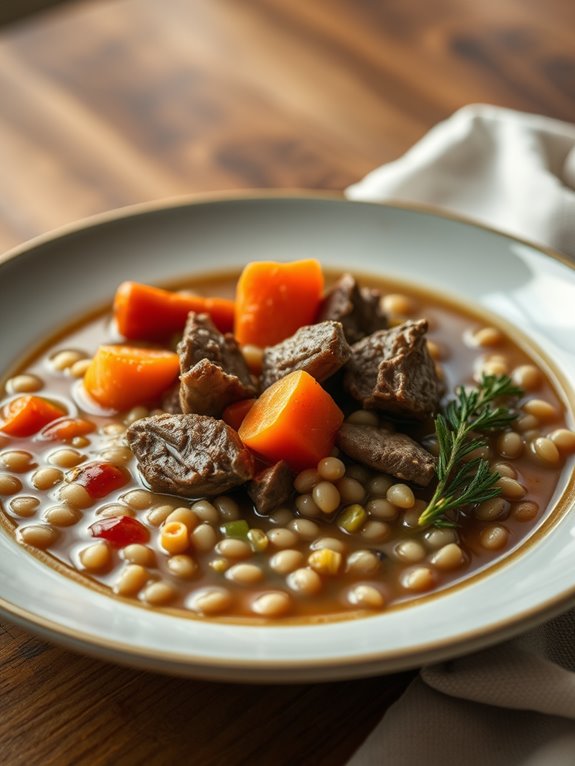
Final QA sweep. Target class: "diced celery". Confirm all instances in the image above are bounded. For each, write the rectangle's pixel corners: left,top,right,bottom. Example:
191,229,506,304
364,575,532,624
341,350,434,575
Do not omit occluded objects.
221,519,250,539
338,504,367,533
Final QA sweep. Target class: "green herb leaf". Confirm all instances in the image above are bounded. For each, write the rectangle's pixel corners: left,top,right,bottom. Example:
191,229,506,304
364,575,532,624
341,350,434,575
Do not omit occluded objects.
418,374,523,527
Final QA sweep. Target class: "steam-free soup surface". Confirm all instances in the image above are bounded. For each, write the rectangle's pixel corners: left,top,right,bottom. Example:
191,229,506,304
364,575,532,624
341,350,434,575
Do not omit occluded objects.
0,269,573,622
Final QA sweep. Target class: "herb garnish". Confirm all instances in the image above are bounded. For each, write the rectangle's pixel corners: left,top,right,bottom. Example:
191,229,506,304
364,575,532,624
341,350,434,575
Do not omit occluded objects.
418,375,523,528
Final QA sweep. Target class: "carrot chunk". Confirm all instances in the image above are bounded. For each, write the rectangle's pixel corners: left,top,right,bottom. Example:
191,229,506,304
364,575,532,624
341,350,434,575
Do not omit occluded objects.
234,260,324,347
222,398,256,431
114,281,235,340
84,345,180,411
1,396,66,437
39,417,96,442
238,370,343,471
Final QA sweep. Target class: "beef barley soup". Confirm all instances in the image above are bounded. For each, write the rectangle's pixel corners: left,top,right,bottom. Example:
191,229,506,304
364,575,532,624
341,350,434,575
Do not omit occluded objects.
0,261,573,622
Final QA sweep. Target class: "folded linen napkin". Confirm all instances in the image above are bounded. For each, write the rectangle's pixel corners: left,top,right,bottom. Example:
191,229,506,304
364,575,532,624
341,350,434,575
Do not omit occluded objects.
345,104,575,766
346,103,575,259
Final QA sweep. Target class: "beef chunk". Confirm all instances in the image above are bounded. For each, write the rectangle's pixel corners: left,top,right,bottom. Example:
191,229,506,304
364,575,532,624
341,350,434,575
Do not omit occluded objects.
161,382,182,414
247,460,293,515
178,313,256,417
337,423,436,486
127,413,254,497
344,319,440,420
317,273,387,344
261,321,351,390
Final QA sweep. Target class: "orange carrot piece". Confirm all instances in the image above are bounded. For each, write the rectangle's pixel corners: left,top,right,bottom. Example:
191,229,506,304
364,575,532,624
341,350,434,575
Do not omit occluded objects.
222,398,256,431
1,396,66,437
39,417,96,442
114,281,235,340
84,345,180,411
234,260,324,347
238,370,343,471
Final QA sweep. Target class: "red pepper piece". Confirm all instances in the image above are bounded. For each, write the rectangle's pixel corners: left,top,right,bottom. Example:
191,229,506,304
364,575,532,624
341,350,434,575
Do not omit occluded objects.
72,462,129,499
89,516,149,548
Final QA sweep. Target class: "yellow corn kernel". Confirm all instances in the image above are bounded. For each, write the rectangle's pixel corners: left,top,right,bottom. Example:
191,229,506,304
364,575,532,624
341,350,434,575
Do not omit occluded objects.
210,558,230,573
308,548,342,576
160,520,190,555
247,528,269,552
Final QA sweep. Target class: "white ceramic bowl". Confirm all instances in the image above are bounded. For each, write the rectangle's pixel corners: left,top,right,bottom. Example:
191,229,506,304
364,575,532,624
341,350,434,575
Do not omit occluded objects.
1,194,574,682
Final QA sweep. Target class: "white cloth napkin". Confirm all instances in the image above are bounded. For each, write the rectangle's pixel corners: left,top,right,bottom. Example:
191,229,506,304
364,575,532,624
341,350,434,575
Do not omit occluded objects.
346,103,575,258
345,104,575,765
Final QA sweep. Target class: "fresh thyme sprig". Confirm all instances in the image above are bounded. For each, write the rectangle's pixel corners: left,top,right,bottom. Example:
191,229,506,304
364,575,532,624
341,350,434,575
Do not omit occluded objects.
418,375,523,528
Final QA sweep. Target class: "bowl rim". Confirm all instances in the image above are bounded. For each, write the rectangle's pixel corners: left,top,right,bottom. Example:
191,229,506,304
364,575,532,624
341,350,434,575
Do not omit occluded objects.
1,190,574,678
2,569,575,678
1,188,574,274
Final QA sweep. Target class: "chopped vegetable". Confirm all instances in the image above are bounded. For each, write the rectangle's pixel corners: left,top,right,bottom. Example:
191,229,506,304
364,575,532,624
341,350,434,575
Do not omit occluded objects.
221,519,250,539
72,462,130,499
308,548,342,576
222,398,256,431
39,417,96,442
114,281,235,340
234,259,324,347
247,528,268,552
338,504,367,533
84,345,179,411
89,516,149,548
0,395,66,437
238,370,344,471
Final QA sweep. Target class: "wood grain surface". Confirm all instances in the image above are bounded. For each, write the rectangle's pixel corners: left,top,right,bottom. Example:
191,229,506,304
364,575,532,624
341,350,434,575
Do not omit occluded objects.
0,1,574,764
0,1,72,27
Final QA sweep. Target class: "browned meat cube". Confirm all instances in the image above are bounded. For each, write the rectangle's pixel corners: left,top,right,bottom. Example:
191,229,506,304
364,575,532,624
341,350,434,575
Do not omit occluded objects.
260,321,351,390
127,413,254,497
247,460,294,515
317,273,387,344
178,312,256,417
161,382,182,414
344,319,440,420
336,423,436,486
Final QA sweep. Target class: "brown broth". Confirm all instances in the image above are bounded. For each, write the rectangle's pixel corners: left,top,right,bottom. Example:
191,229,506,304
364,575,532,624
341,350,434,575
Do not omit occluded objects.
0,269,573,623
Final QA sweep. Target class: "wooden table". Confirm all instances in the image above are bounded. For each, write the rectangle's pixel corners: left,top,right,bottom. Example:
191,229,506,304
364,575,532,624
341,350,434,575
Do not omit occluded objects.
0,1,573,763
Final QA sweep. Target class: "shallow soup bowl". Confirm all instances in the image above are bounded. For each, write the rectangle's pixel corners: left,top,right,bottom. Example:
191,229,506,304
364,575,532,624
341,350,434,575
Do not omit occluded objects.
0,193,574,682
